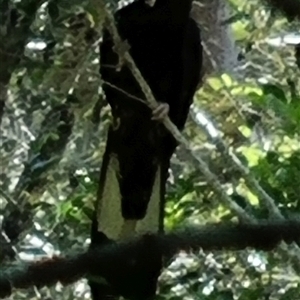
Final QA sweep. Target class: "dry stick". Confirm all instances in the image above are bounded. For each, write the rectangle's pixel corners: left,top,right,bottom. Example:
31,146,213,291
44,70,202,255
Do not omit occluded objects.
100,3,252,223
191,108,283,220
228,148,283,219
216,80,283,219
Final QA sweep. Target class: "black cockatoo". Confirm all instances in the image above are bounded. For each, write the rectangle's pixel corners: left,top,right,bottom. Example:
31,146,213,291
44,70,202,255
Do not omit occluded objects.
89,0,203,299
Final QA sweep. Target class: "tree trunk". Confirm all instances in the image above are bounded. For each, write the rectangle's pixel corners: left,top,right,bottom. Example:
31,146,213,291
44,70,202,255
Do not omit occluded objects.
192,0,239,77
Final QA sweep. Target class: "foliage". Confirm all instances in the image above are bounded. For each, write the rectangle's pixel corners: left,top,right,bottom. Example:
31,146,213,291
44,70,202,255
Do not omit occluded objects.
0,0,300,299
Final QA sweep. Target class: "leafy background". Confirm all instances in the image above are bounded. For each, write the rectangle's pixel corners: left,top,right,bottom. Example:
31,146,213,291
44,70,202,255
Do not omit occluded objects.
0,0,300,299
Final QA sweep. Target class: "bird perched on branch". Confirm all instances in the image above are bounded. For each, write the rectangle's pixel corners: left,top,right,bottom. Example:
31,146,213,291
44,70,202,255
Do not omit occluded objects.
89,0,202,299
